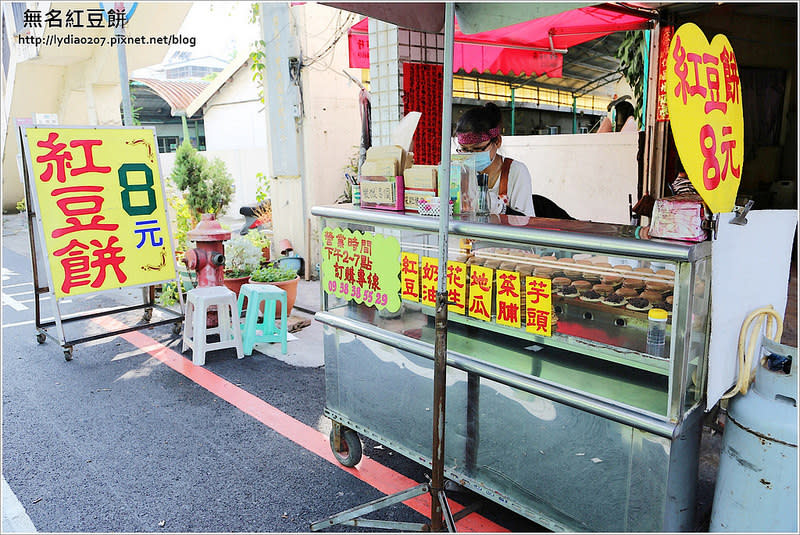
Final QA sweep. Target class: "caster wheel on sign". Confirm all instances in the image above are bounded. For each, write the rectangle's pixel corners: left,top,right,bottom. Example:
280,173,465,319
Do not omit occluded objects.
63,347,73,361
172,322,183,335
36,332,47,344
142,308,153,322
330,427,362,467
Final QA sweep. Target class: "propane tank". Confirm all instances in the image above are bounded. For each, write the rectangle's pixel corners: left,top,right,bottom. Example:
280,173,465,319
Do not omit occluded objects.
710,339,797,532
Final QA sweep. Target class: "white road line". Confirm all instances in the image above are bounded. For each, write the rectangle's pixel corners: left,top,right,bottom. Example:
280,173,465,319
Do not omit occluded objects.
1,267,19,281
1,292,28,311
5,292,35,298
0,282,34,289
2,319,35,328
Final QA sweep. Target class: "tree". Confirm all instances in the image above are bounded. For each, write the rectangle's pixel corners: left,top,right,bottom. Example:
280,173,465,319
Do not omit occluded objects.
170,140,233,221
617,31,647,126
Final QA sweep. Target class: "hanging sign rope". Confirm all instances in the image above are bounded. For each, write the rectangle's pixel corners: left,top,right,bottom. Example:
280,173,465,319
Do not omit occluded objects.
665,22,743,214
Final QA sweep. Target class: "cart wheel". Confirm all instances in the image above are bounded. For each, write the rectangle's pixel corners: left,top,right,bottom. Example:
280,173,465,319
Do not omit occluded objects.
142,307,153,322
330,427,362,467
36,332,47,344
172,321,183,335
63,347,73,361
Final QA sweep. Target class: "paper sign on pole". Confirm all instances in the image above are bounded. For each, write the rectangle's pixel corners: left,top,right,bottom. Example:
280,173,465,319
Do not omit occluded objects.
446,261,467,314
420,256,438,308
320,227,401,312
666,23,744,214
525,277,552,337
468,265,493,322
23,127,176,300
496,270,522,329
401,252,421,302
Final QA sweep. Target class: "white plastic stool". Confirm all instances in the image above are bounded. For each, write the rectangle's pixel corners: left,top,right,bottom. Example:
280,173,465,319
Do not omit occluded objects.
182,286,243,365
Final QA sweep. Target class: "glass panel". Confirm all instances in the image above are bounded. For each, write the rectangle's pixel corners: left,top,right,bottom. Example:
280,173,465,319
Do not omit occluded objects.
684,257,711,410
323,325,671,531
451,237,676,374
320,217,672,414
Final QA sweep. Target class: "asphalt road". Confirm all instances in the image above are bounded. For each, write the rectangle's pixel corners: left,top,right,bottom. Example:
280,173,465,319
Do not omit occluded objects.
2,213,541,533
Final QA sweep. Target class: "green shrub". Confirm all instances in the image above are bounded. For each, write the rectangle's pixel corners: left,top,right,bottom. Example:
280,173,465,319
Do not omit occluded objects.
245,229,271,250
224,235,262,278
250,264,297,283
170,140,233,221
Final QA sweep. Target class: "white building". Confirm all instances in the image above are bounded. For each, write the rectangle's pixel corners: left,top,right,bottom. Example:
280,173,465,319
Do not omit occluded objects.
1,1,191,212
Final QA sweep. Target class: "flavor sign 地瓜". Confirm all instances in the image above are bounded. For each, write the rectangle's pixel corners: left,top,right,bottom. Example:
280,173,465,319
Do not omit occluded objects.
666,23,744,214
23,127,176,300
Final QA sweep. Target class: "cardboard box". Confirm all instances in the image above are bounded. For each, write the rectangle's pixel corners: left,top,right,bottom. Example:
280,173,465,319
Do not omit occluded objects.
404,188,437,212
360,175,405,211
366,145,405,173
361,158,397,177
404,165,438,190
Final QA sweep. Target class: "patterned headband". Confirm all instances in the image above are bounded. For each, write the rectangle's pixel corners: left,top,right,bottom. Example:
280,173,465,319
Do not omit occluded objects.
456,126,501,146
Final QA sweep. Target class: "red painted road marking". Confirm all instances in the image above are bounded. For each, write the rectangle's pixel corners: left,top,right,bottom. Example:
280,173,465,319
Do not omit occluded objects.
95,316,508,532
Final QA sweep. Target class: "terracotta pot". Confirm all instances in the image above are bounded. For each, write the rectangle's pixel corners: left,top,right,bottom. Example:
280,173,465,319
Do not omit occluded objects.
246,275,299,318
223,275,250,297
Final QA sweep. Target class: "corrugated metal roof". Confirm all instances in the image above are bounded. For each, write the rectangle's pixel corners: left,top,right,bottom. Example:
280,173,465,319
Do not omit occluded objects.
130,78,209,116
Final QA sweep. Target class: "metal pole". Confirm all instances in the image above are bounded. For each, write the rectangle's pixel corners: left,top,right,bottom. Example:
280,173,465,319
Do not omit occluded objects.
115,23,133,126
572,95,577,134
432,3,454,532
511,87,516,135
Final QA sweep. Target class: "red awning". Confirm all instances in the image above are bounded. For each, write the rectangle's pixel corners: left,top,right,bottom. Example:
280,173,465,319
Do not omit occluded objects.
348,5,651,78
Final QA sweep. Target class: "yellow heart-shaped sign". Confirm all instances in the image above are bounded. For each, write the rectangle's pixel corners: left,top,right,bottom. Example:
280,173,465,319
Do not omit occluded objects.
666,23,744,214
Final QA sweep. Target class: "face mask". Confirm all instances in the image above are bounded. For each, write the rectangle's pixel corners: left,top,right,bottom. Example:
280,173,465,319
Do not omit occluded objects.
473,149,493,171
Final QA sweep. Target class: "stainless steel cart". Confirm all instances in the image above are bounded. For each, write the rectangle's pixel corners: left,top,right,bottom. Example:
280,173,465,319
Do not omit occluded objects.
314,205,712,532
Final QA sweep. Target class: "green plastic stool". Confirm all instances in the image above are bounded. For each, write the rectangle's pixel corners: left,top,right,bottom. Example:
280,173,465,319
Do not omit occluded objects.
237,283,288,356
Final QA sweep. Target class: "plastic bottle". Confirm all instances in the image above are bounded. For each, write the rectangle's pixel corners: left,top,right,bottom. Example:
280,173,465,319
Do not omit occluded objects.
476,173,490,216
646,308,668,357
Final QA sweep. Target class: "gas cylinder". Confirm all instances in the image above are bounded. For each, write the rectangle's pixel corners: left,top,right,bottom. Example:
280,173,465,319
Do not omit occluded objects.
710,341,797,532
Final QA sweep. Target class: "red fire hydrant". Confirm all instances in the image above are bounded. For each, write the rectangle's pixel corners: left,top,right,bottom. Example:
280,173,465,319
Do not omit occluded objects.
183,213,231,326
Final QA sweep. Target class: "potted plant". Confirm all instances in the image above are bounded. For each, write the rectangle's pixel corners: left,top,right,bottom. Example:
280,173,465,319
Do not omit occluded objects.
248,263,300,318
223,234,262,296
246,228,272,264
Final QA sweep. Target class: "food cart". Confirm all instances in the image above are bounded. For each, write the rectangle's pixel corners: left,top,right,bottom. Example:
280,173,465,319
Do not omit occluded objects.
314,207,710,531
311,3,796,532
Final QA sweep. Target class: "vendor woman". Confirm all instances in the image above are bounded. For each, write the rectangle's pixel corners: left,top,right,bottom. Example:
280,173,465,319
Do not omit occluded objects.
455,102,536,217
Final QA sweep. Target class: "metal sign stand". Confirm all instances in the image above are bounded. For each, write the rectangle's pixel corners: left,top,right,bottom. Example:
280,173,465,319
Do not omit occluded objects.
19,126,184,361
310,5,459,531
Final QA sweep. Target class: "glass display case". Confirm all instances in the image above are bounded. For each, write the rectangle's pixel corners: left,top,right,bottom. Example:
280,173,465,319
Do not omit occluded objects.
313,204,712,532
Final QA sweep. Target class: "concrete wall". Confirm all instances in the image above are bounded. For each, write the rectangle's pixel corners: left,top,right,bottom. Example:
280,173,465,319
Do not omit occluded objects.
201,59,268,218
502,132,639,224
291,3,363,272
